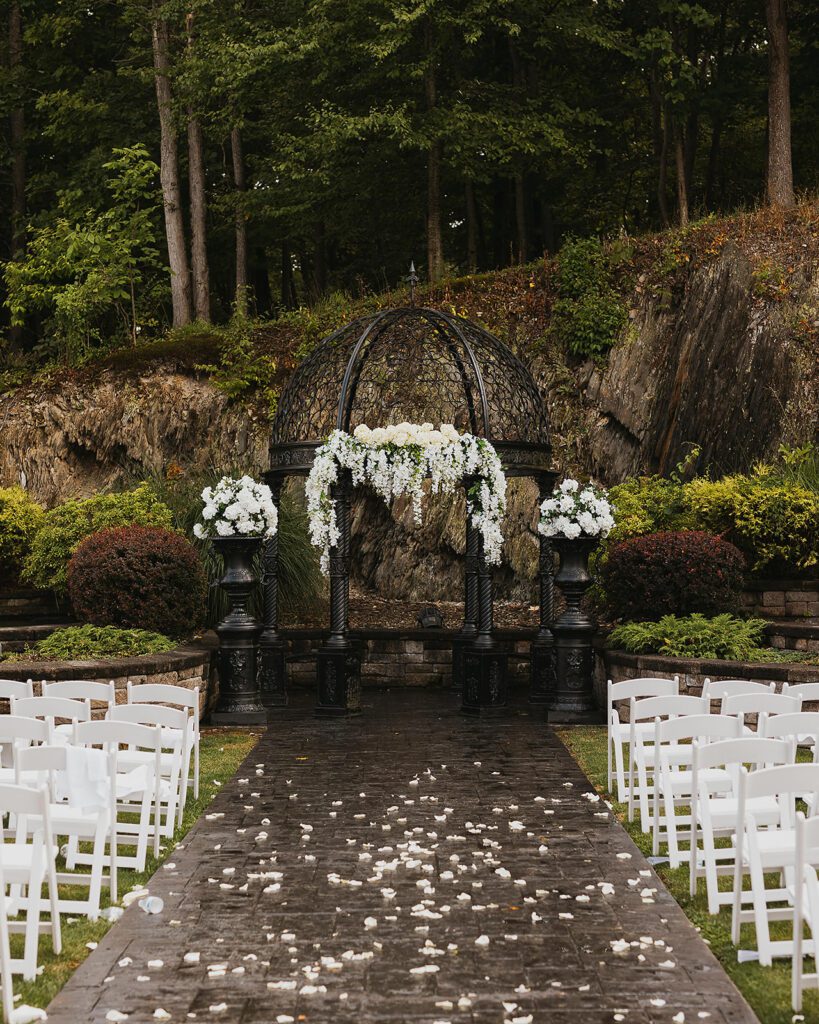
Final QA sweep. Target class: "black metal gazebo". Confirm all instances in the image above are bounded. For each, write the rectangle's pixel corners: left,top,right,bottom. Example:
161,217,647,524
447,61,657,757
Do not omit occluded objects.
257,304,557,715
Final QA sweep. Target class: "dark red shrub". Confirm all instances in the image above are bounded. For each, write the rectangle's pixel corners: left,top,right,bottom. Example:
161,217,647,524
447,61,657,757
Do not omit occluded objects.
67,526,206,638
600,530,745,621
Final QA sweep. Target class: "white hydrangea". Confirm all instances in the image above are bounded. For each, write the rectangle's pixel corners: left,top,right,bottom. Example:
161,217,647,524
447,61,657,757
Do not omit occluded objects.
306,424,507,574
538,478,614,540
193,476,278,541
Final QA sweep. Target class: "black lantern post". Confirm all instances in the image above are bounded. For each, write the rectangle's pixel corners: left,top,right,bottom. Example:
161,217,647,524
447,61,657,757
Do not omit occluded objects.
550,536,598,721
257,480,287,711
451,498,479,692
530,472,557,707
211,535,266,725
316,469,362,715
461,530,508,714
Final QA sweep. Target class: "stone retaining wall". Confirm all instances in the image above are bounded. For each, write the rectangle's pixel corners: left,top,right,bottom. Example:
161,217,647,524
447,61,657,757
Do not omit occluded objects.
0,640,215,718
596,644,819,713
284,629,534,689
741,579,819,619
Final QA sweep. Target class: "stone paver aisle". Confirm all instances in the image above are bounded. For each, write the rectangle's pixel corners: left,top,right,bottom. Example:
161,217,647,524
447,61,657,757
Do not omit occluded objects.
47,689,757,1024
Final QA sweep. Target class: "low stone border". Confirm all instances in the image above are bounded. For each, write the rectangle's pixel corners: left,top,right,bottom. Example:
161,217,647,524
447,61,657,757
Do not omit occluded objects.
0,637,216,718
596,643,819,709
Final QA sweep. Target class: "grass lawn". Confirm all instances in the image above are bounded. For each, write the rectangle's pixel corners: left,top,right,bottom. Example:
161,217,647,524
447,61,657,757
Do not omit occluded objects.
556,726,817,1024
5,728,260,1021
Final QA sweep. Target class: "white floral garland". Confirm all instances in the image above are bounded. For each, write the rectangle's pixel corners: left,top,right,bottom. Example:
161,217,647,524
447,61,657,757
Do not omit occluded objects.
538,478,614,540
306,422,507,574
193,475,278,539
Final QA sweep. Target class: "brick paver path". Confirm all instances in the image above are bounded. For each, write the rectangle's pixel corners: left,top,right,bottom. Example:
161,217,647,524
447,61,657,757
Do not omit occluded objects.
47,689,757,1024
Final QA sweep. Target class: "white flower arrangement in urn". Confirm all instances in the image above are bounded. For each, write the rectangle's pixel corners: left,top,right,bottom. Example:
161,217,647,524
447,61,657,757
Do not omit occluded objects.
538,478,614,540
193,475,278,540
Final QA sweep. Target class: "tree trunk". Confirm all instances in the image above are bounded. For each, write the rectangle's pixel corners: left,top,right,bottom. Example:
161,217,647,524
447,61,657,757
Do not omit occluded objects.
514,173,527,264
465,180,478,273
231,126,248,316
674,120,689,226
424,29,444,285
765,0,795,208
281,244,296,309
705,118,722,209
8,0,24,347
151,14,191,326
657,101,671,228
313,220,327,297
186,13,209,322
253,247,272,316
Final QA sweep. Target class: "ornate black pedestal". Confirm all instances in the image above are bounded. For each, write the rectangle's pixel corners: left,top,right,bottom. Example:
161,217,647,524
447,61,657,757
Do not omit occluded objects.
316,470,362,716
211,536,266,726
257,481,287,713
461,537,507,714
549,536,598,722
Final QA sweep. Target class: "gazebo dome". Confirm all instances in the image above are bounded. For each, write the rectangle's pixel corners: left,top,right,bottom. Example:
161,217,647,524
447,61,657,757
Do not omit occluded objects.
269,306,551,476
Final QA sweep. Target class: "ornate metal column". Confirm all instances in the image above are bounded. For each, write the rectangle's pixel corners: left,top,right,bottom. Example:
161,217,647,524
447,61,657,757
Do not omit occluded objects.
451,505,479,692
530,473,556,707
257,478,287,711
461,532,507,714
316,469,361,715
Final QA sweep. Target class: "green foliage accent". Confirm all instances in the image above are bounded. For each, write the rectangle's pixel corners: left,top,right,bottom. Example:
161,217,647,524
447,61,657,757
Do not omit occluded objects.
7,623,175,662
0,486,45,580
551,237,627,358
195,314,278,413
607,475,692,541
609,613,772,660
22,484,175,595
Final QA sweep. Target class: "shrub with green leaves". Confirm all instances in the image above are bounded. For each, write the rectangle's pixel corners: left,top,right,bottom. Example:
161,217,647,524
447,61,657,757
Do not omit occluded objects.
8,624,175,662
23,484,174,594
0,487,45,583
729,484,819,572
607,475,692,541
609,613,769,660
552,236,627,358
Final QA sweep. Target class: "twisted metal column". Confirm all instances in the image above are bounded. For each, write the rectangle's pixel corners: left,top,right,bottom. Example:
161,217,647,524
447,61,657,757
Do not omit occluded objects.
461,526,507,714
530,472,556,706
257,477,287,709
452,502,479,691
317,469,361,713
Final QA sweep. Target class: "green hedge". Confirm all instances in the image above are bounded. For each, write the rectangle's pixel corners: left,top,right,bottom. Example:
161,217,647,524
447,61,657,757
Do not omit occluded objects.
0,486,44,581
23,484,175,594
3,624,175,662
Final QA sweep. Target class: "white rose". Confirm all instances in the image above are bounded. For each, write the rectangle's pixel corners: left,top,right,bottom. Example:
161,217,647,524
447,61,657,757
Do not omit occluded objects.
563,521,582,539
193,523,206,539
559,479,579,494
215,520,234,536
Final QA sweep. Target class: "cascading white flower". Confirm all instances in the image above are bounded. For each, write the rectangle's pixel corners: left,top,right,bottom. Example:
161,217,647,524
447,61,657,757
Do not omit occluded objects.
538,479,614,540
306,424,507,574
193,476,278,540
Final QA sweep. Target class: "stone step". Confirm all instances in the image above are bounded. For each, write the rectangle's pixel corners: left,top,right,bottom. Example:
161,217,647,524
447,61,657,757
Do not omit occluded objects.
764,618,819,654
0,621,76,655
0,587,62,621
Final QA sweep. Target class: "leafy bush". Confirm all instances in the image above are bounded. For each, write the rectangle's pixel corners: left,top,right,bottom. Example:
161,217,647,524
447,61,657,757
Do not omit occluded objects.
552,236,627,358
21,624,174,661
0,487,45,583
729,484,819,572
607,475,691,541
601,530,745,620
67,526,205,637
23,483,174,594
609,613,768,660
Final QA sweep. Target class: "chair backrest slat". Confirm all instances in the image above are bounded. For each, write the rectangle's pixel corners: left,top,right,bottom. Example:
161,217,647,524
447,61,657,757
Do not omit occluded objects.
702,678,775,700
722,691,801,717
0,679,34,700
12,695,91,722
630,694,707,723
42,680,115,705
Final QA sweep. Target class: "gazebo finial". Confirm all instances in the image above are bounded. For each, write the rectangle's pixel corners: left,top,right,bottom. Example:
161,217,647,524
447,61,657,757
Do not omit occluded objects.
406,261,419,306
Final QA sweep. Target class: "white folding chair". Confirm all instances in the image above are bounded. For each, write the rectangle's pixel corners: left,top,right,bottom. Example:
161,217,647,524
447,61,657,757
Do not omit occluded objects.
108,703,191,833
761,711,819,759
72,720,163,874
702,678,775,701
606,677,679,801
128,681,201,803
0,855,15,1022
15,744,115,920
784,682,819,706
0,680,34,701
792,811,819,1011
42,679,115,716
732,762,819,965
0,783,61,979
0,717,50,783
11,695,91,744
628,693,707,830
653,713,741,866
690,736,793,915
721,690,801,725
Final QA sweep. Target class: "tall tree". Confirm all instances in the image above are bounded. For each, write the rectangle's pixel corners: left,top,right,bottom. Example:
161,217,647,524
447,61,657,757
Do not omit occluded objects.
151,10,191,325
186,11,210,322
765,0,795,207
231,125,248,315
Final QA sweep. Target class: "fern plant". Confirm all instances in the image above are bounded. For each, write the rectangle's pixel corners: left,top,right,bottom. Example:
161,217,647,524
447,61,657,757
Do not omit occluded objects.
609,613,768,660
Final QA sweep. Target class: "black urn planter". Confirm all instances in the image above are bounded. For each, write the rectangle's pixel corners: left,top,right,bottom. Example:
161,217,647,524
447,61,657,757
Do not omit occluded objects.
549,536,599,722
211,535,266,726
